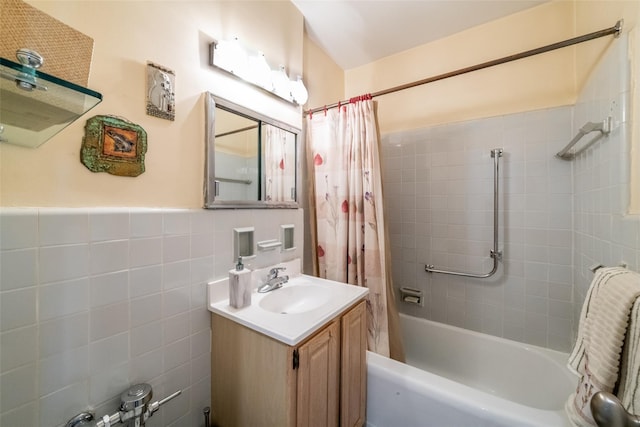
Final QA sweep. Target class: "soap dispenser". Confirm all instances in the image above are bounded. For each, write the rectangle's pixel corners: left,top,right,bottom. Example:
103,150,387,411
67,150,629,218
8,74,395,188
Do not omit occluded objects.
229,256,252,308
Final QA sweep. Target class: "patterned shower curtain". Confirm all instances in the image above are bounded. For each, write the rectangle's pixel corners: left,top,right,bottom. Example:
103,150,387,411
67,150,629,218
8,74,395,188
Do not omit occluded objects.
264,124,295,202
306,96,403,359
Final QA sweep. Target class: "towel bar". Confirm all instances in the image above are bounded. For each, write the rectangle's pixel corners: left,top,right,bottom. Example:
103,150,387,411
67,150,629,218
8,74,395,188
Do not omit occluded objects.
556,116,612,160
590,262,628,273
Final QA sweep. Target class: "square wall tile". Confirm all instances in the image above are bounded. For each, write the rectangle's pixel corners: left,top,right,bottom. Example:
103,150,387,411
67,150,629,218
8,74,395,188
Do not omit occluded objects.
39,279,89,322
90,271,129,308
0,209,38,250
90,240,129,275
130,237,162,268
130,265,162,298
0,363,36,412
89,210,130,242
39,312,89,358
163,211,190,236
1,325,37,373
39,346,89,396
0,249,37,291
130,210,163,238
90,301,129,342
130,293,163,328
89,332,129,374
1,287,37,331
40,244,89,284
39,210,89,246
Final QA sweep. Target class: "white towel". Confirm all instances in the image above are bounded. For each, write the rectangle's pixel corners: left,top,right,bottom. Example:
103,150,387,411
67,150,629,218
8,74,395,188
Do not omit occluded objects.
618,297,640,414
566,267,640,426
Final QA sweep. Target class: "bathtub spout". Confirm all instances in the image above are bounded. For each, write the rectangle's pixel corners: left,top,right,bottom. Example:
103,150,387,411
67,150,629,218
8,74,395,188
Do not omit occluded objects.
591,391,640,427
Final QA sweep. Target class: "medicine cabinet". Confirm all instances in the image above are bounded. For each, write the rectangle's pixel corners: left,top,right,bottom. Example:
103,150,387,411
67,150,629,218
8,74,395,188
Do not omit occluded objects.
204,92,300,209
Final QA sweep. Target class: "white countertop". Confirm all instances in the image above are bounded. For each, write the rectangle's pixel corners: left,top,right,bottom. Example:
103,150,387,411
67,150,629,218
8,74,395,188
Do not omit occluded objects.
208,260,368,346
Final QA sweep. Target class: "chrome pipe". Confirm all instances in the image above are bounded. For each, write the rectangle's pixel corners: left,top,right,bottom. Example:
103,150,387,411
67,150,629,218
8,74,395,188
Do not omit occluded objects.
425,148,503,279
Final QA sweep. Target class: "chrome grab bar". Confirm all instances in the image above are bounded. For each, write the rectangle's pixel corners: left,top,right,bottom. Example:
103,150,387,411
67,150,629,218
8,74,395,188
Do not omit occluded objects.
591,391,640,427
425,148,503,278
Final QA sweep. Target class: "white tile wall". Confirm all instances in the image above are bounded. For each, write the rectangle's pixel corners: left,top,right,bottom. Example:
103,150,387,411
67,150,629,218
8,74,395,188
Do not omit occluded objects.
572,33,640,326
0,207,303,427
382,106,575,351
381,32,639,353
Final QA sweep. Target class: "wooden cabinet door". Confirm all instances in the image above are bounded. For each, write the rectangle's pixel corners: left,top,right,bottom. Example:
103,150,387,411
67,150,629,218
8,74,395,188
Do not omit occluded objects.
211,314,296,427
340,300,367,427
296,319,340,427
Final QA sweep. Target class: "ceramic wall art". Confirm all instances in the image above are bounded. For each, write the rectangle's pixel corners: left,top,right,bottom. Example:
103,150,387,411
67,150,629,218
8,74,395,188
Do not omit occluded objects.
81,115,147,177
146,61,175,121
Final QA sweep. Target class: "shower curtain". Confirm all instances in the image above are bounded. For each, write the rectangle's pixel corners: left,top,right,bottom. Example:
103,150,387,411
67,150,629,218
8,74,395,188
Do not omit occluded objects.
306,96,404,361
263,124,295,202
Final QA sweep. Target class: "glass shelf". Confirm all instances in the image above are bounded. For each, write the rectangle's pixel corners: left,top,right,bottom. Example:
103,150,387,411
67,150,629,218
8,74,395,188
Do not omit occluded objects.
0,57,102,148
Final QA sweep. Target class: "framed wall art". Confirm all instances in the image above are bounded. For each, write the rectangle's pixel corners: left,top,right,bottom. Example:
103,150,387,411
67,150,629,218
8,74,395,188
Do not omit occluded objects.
81,115,147,177
146,61,175,121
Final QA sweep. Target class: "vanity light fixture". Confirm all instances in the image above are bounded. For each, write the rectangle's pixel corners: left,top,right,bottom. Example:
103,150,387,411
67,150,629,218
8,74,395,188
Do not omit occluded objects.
290,75,308,105
210,37,308,106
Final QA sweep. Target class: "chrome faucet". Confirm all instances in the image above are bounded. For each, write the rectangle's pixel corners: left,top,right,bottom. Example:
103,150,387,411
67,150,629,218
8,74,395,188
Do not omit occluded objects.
258,267,289,293
591,391,640,427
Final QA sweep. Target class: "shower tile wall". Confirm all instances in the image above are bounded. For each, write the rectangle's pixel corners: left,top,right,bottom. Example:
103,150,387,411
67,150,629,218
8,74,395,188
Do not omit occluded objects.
382,106,575,351
572,33,640,325
0,207,303,427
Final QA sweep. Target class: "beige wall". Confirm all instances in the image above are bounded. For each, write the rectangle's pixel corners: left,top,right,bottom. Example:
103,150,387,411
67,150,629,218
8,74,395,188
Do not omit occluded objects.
303,32,345,111
343,1,578,133
0,0,303,207
3,1,637,207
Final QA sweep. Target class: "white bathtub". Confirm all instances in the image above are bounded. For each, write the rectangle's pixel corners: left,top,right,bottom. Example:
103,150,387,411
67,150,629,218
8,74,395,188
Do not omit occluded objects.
366,314,575,427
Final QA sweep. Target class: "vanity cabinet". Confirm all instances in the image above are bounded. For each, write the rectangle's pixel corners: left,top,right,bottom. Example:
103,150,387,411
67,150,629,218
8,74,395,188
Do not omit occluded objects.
211,299,367,427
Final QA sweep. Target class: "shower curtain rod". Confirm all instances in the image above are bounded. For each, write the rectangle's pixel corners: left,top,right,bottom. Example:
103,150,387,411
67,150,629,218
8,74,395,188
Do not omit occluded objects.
305,20,623,116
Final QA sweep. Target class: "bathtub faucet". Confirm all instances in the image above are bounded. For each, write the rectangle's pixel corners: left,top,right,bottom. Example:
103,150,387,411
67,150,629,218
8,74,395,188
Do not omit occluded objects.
591,391,640,427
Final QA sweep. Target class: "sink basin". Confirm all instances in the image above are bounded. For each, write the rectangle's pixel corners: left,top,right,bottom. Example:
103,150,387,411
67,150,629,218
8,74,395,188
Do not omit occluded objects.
259,285,332,314
208,259,369,345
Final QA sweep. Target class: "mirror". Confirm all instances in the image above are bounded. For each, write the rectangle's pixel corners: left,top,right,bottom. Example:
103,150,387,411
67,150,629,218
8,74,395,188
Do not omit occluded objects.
204,92,300,208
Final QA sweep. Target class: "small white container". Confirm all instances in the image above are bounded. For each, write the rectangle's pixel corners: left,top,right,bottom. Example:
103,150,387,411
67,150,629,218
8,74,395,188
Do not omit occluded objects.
229,257,252,309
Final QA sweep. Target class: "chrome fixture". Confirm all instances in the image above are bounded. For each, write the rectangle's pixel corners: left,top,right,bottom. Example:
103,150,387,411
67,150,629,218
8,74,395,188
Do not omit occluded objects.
209,38,308,105
591,391,640,427
425,148,503,278
0,49,102,148
65,383,181,427
258,267,289,293
305,20,623,117
556,116,612,160
590,262,628,273
6,48,47,92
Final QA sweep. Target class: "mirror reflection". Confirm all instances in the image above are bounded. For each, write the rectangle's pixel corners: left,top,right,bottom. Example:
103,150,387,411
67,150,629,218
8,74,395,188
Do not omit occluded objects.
204,92,300,208
214,108,259,201
263,123,296,202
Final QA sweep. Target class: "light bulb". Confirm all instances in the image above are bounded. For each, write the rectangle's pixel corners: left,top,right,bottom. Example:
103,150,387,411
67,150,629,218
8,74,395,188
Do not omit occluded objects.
290,75,309,105
214,40,231,71
249,51,272,89
227,37,249,79
271,65,292,100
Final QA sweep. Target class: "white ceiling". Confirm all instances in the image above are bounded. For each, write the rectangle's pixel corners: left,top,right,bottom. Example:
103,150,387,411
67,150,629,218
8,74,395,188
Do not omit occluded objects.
291,0,548,70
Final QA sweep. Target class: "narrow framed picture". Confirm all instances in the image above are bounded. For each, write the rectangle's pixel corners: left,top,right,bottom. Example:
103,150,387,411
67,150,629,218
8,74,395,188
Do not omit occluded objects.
81,115,147,177
146,61,175,121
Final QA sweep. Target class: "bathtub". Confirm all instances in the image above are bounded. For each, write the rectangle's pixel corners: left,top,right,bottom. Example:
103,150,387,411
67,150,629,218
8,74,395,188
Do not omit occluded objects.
366,314,575,427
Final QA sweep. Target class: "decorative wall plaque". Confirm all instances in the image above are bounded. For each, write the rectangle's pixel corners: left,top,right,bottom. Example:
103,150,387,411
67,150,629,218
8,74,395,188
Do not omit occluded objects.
146,61,175,121
81,115,147,177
